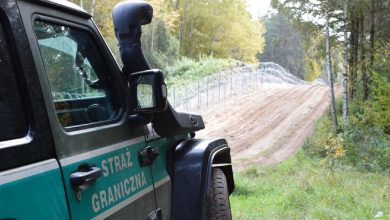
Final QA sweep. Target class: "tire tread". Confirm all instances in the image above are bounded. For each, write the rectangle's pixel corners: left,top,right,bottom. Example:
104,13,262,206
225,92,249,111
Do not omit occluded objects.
205,168,232,220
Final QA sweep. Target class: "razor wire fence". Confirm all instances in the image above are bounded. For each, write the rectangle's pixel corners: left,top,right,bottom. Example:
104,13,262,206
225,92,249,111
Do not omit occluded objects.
168,62,315,114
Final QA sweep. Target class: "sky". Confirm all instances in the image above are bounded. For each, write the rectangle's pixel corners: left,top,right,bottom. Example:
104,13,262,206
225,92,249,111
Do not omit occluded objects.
247,0,272,18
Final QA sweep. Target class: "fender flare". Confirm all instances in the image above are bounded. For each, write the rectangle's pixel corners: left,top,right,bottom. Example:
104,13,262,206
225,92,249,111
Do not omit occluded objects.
171,138,234,220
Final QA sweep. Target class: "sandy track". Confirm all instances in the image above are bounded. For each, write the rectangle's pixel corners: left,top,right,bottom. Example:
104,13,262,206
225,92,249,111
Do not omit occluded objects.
197,85,330,171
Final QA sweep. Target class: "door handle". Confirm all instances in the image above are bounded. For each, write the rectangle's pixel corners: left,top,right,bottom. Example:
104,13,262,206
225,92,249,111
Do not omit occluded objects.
70,164,102,192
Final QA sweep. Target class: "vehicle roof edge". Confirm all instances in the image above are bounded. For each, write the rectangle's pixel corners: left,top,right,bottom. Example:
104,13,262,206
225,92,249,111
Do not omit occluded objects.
23,0,92,18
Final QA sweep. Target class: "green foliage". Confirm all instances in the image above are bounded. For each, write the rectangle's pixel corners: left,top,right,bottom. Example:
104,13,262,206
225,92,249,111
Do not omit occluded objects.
142,19,180,70
173,0,265,63
90,1,117,39
164,55,235,88
105,37,123,68
259,14,306,79
72,0,265,64
304,113,390,171
368,71,390,130
305,39,330,82
231,151,390,219
342,122,390,171
303,72,390,171
373,42,390,77
305,57,322,81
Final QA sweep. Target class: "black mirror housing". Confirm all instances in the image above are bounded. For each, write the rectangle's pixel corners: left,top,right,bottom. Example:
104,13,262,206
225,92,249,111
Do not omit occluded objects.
129,69,167,114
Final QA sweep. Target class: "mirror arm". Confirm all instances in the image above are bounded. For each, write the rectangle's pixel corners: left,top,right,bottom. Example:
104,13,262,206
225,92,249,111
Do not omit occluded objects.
127,114,153,128
152,103,205,137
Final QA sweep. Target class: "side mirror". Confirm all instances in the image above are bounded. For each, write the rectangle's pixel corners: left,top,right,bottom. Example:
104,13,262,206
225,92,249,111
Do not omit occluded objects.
129,69,167,114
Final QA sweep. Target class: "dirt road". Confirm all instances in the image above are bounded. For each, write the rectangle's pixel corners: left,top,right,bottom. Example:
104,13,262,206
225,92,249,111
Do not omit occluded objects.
197,85,330,171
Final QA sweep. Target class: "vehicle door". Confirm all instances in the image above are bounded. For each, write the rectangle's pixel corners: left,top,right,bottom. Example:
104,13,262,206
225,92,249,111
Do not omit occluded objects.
144,125,175,219
0,1,68,219
17,1,164,219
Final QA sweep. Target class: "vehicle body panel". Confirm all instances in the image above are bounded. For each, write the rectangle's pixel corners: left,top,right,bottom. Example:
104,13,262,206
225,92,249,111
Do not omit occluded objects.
171,138,234,220
0,160,69,219
59,139,161,220
0,0,234,219
17,1,174,218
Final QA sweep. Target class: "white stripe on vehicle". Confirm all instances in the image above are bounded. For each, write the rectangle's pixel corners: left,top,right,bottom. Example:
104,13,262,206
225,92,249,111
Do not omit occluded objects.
91,176,171,220
154,175,171,188
60,137,145,166
0,159,59,185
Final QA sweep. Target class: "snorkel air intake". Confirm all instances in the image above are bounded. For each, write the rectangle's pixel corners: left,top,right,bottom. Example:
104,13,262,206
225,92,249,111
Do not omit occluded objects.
112,1,153,74
112,1,205,137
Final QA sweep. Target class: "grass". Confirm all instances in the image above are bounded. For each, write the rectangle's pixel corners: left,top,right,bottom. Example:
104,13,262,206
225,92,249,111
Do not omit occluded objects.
164,56,238,88
230,151,390,219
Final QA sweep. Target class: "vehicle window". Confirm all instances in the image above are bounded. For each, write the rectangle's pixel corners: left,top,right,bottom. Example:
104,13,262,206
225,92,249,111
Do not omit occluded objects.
34,20,117,127
0,22,28,142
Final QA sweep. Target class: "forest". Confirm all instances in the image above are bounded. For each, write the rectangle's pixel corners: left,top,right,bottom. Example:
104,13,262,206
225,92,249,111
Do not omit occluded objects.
72,0,390,173
71,0,264,81
69,0,390,218
271,0,390,171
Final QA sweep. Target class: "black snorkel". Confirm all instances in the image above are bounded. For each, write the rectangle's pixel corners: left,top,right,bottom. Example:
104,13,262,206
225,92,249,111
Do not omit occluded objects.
112,0,153,74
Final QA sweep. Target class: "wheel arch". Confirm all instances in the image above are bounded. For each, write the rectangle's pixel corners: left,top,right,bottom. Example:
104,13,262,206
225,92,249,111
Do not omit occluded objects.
210,147,235,194
171,138,235,220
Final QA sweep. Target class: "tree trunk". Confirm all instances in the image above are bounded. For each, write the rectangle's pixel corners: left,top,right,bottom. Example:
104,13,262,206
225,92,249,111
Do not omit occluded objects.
343,0,349,125
151,21,156,52
188,18,194,56
369,0,375,82
351,12,359,100
360,14,368,100
179,0,190,55
90,0,96,16
325,2,338,134
349,10,356,100
333,49,339,82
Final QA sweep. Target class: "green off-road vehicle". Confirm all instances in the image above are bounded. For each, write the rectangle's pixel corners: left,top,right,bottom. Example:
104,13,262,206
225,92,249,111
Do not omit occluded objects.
0,0,234,219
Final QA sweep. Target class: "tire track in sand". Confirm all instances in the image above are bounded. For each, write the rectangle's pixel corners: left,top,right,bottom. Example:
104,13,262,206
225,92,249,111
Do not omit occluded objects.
197,85,330,171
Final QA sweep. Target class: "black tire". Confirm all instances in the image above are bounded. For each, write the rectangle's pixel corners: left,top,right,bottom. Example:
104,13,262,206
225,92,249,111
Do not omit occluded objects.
205,168,232,220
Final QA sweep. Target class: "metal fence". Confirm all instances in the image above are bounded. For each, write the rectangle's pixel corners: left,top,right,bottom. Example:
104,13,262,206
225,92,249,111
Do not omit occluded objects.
168,62,312,114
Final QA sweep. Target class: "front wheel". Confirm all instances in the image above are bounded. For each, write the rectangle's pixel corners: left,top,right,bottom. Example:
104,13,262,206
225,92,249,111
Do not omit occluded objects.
205,168,232,220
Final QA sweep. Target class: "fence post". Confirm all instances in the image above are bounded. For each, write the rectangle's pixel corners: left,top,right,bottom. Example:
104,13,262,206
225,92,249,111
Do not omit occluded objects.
212,81,214,106
206,77,209,107
173,88,176,108
261,72,263,88
268,77,270,88
224,79,226,99
197,80,200,110
255,70,258,88
235,75,238,104
242,73,244,89
185,89,188,111
250,71,252,90
230,70,233,97
218,73,221,103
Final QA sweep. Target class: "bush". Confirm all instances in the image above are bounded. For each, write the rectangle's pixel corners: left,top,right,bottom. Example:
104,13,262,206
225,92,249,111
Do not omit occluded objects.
304,112,390,171
103,19,236,89
164,55,236,88
343,124,390,171
142,20,180,70
304,72,390,171
366,71,390,134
